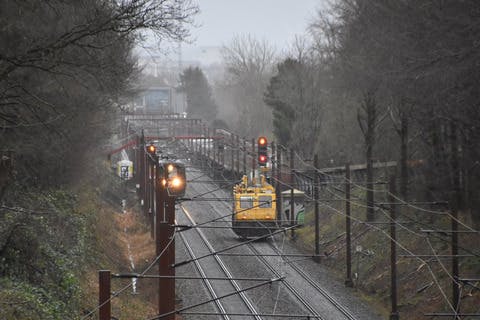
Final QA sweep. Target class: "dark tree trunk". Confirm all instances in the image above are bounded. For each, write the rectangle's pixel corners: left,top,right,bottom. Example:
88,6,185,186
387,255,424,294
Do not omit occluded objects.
365,92,376,222
399,113,408,201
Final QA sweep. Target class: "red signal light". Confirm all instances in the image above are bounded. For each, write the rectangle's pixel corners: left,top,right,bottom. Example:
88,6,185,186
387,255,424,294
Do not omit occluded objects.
258,154,267,164
257,136,268,167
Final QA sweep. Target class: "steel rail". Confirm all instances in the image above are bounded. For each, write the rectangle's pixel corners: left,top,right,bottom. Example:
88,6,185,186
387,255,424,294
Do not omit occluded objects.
177,224,230,320
189,169,358,320
180,205,264,320
267,243,358,320
186,177,324,320
246,243,324,320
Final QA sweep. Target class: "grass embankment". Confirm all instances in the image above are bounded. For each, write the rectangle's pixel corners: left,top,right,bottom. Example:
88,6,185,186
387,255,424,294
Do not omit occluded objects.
296,188,480,319
76,169,159,319
0,162,158,319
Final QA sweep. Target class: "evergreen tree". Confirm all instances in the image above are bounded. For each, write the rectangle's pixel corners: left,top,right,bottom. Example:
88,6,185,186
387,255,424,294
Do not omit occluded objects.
264,58,301,146
265,57,322,158
179,67,218,122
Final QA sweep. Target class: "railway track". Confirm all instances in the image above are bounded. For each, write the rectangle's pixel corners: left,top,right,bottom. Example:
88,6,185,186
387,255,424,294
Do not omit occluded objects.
177,229,230,319
186,168,359,320
178,204,264,320
266,243,357,320
245,242,324,319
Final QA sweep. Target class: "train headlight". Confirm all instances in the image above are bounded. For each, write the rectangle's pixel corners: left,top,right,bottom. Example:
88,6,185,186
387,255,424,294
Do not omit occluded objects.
171,177,183,188
160,162,186,197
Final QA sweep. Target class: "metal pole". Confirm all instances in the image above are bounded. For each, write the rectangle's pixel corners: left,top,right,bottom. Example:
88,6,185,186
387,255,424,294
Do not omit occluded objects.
203,124,207,167
230,134,234,176
314,154,320,262
271,142,276,188
207,127,211,167
277,146,282,223
188,120,192,152
243,137,247,175
221,136,225,170
450,122,460,316
236,135,240,178
389,175,399,320
452,208,460,315
139,133,145,200
144,148,148,216
148,156,158,237
199,124,203,167
345,164,353,286
252,138,256,180
205,125,209,169
99,270,111,320
212,129,215,171
135,135,140,180
156,164,175,319
146,156,151,216
158,195,175,319
194,120,198,161
290,148,295,238
213,129,217,177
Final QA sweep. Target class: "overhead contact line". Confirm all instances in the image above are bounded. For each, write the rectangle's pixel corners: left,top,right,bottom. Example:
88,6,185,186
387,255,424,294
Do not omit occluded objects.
173,222,299,268
146,277,284,320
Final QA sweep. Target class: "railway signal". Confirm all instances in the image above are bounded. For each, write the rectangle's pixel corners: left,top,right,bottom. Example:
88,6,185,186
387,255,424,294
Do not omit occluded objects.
257,136,268,167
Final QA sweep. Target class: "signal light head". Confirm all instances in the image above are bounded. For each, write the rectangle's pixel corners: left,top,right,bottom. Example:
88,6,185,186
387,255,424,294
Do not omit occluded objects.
257,136,268,167
147,144,156,154
258,136,267,146
258,154,267,163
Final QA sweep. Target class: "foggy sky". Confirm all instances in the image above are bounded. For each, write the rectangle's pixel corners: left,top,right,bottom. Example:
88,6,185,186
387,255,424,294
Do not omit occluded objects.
187,0,323,50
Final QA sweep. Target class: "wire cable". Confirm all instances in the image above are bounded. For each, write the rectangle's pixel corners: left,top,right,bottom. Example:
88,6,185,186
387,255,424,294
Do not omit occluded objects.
80,228,177,320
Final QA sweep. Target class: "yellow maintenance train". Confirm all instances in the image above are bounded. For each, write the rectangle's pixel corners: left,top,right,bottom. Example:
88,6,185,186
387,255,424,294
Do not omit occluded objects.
232,174,277,238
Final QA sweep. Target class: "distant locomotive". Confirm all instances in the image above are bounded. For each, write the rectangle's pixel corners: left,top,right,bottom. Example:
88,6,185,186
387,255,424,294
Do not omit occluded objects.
160,161,187,197
232,174,278,238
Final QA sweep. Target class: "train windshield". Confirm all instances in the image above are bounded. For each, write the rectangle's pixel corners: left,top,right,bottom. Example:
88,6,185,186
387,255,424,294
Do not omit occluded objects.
258,196,272,208
239,196,253,209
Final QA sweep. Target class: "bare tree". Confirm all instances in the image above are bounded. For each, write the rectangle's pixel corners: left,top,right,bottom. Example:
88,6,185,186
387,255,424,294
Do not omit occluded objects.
221,34,276,136
0,0,198,187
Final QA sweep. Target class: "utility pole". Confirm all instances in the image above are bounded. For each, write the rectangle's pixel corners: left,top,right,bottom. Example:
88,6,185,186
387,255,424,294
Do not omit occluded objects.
207,127,211,168
138,133,145,204
156,163,175,320
251,138,256,180
199,124,204,168
99,270,111,320
450,121,460,314
243,137,247,175
345,164,353,286
213,128,217,174
314,154,320,262
150,157,155,238
236,135,240,178
389,175,399,320
230,134,234,176
271,142,276,188
276,146,282,223
290,148,295,238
